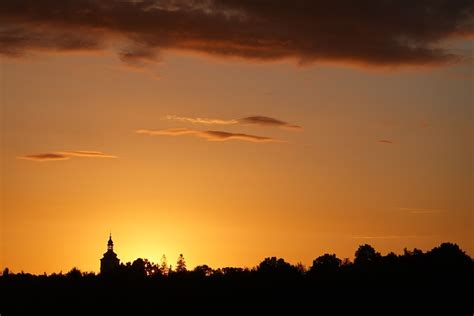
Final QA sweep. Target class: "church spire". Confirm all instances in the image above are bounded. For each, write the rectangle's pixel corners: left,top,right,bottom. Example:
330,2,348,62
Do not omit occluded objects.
107,233,114,251
101,233,120,274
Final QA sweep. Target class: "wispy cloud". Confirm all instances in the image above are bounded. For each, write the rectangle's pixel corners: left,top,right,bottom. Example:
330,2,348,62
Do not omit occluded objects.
136,128,198,136
166,115,238,125
136,128,277,143
166,115,302,130
396,207,445,215
18,150,117,161
201,130,276,142
378,139,395,144
352,235,436,240
60,151,117,158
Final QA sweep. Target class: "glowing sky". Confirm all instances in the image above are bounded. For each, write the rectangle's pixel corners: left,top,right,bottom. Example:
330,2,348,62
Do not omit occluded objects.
1,0,473,274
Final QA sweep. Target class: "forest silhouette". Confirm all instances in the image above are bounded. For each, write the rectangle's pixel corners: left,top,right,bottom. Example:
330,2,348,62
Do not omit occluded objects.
1,242,472,314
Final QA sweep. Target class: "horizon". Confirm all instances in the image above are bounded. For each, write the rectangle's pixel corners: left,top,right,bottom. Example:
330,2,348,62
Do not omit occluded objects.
0,238,474,276
2,239,472,275
1,0,473,276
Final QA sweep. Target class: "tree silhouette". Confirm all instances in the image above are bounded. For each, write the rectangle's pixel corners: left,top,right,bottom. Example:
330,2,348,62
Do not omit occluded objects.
176,254,187,273
131,258,146,278
427,242,472,265
354,244,381,265
66,267,82,279
295,262,307,274
159,254,169,276
310,253,341,273
143,259,157,276
257,257,298,276
193,264,213,277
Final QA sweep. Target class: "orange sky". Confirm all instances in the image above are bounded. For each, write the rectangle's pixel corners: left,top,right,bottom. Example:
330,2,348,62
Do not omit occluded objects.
1,1,473,274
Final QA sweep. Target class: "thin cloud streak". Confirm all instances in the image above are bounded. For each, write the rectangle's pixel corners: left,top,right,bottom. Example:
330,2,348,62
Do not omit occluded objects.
396,207,445,214
166,115,302,130
1,0,472,67
202,130,276,142
136,128,199,136
18,150,117,161
18,153,71,161
165,115,238,125
60,151,118,158
136,128,277,142
352,235,437,240
378,139,395,144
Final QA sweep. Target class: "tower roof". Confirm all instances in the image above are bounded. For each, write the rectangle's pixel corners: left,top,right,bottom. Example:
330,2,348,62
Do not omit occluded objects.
101,233,120,274
108,233,113,246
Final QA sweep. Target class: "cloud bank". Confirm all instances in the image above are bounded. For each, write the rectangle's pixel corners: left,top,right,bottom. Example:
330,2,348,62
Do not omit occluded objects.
136,128,276,142
18,150,117,161
1,0,473,67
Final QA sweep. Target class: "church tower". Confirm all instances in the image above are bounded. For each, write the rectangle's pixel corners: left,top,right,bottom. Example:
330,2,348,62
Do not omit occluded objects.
100,234,120,274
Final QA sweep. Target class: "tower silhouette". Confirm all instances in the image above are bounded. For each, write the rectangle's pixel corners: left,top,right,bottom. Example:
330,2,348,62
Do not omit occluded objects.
100,234,120,274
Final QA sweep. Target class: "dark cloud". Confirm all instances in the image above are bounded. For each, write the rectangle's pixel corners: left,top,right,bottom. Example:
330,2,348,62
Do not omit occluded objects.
18,153,71,161
136,128,277,142
119,43,162,68
201,130,275,142
18,150,117,161
240,116,302,130
1,0,473,67
0,25,103,57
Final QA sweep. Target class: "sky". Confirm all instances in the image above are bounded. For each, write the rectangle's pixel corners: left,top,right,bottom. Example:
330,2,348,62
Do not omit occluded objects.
1,0,473,274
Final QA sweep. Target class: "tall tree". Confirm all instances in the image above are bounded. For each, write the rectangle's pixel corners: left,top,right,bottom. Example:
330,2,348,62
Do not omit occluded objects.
176,254,187,273
159,254,169,275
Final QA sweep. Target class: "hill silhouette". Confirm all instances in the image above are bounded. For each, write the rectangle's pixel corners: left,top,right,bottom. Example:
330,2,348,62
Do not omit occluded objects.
1,242,472,314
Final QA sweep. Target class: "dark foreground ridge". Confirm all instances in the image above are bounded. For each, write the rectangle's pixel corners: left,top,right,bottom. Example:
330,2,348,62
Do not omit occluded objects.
1,242,473,314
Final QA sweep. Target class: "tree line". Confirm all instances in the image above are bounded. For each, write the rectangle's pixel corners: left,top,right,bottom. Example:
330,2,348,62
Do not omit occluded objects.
1,242,472,313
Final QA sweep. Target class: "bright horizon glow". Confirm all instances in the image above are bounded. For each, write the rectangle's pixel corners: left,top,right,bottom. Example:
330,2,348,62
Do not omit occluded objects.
1,46,472,274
